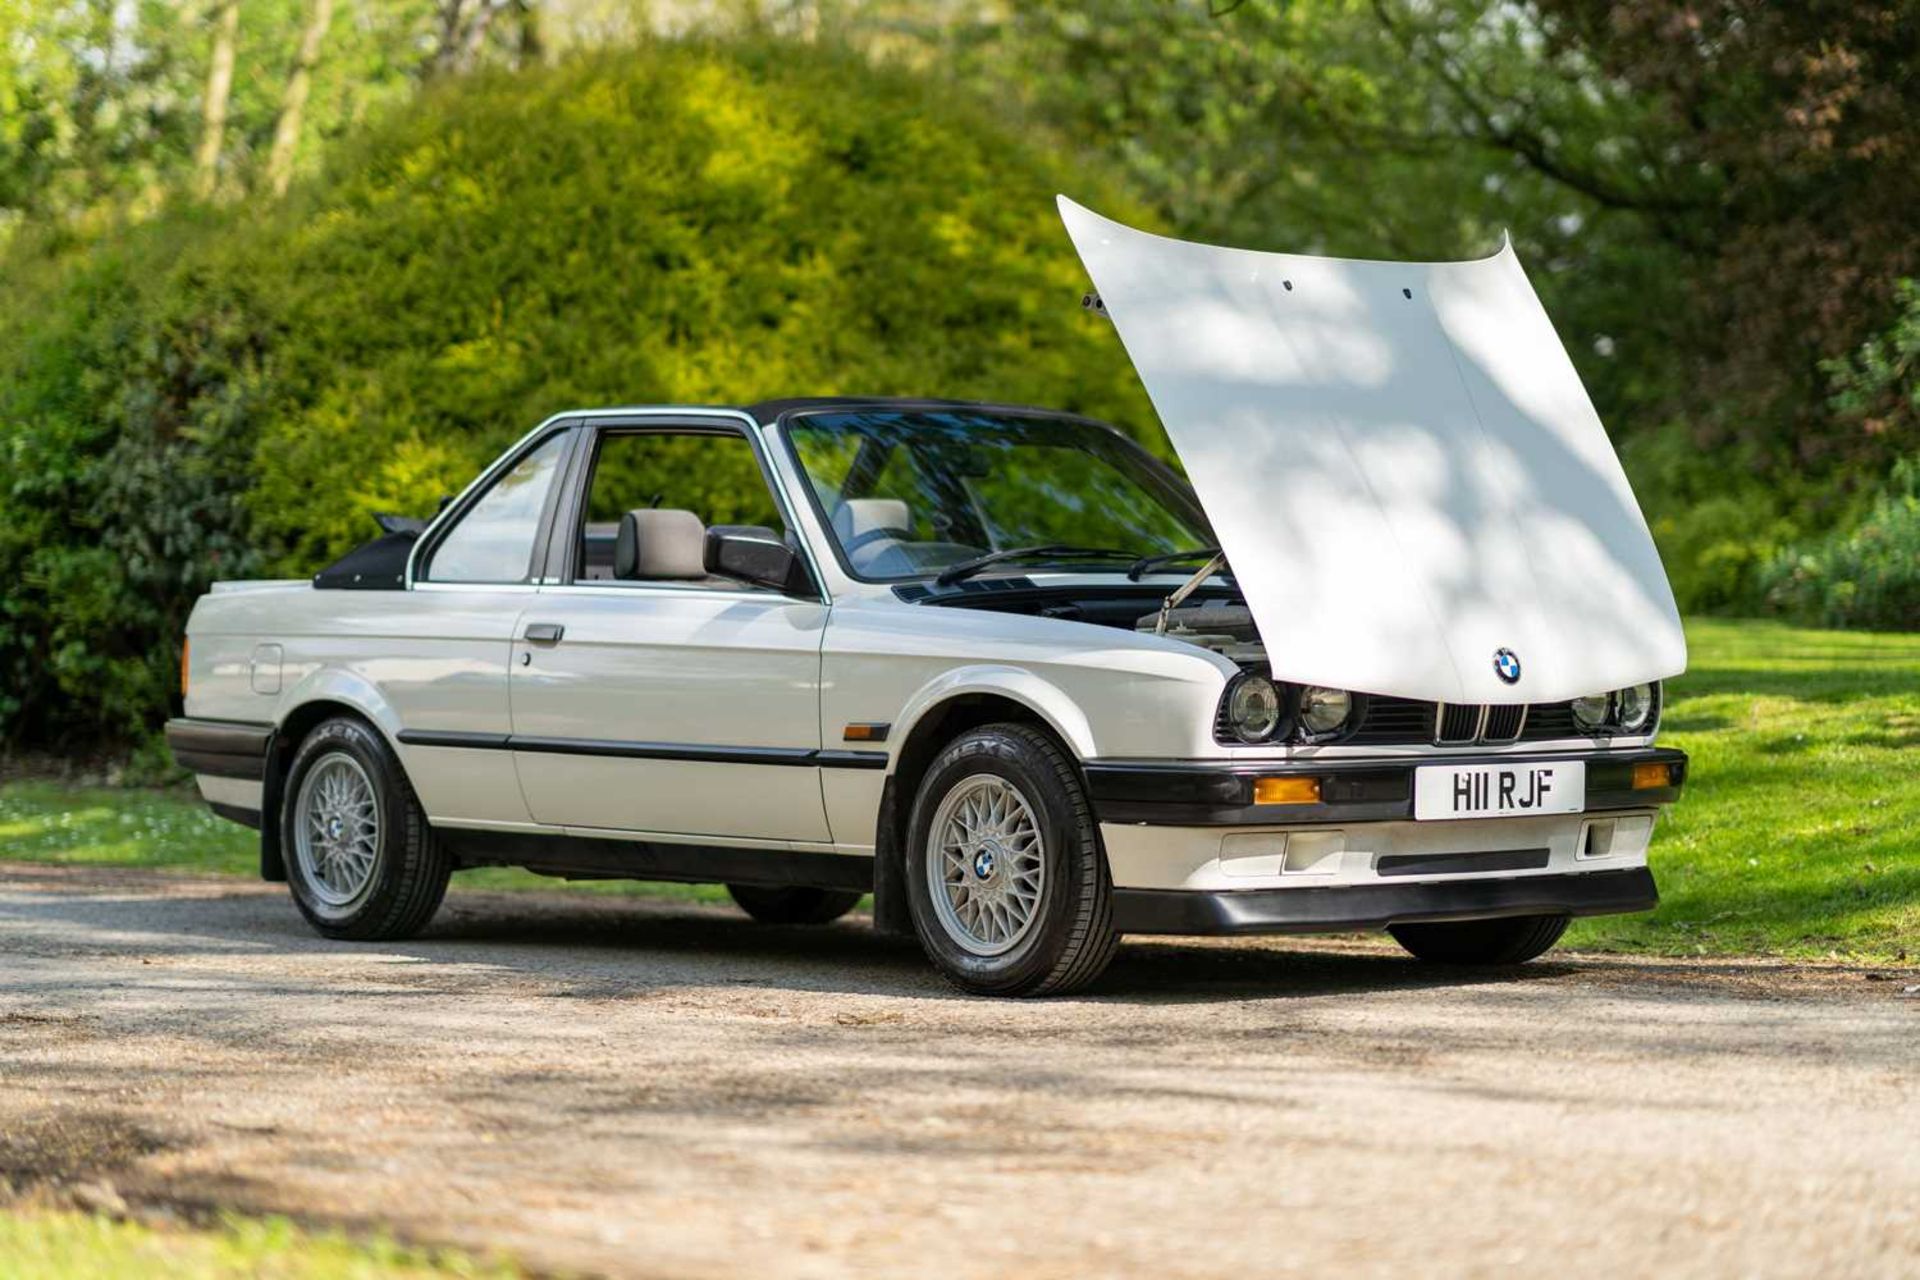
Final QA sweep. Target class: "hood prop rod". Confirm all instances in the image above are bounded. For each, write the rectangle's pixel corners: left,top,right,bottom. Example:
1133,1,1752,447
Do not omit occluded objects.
1154,553,1228,636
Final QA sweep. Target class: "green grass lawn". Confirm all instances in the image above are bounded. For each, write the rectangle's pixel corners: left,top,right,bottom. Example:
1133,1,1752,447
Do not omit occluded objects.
1,616,1913,963
1566,617,1918,962
0,779,726,903
0,1209,516,1279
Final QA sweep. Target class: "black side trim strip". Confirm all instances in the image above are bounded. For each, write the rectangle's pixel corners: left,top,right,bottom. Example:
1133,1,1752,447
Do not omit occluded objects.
812,750,889,770
397,730,511,750
512,735,817,766
1112,868,1658,935
398,730,885,770
436,828,874,891
166,718,274,780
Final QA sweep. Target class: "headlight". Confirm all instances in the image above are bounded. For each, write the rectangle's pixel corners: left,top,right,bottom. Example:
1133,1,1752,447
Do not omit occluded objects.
1570,692,1611,732
1224,674,1282,743
1297,686,1352,735
1615,682,1656,732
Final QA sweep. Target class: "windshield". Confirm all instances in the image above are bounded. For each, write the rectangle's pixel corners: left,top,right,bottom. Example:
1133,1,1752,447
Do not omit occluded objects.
784,409,1213,581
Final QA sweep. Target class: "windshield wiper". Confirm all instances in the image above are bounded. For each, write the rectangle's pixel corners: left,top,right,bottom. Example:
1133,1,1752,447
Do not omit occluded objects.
934,544,1140,587
1127,546,1225,581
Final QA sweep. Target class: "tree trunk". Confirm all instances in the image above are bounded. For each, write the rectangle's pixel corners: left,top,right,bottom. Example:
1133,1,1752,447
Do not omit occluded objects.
194,0,242,199
265,0,336,197
431,0,467,75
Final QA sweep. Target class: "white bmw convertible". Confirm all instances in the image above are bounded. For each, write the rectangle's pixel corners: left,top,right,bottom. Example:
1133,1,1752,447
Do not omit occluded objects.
167,200,1688,995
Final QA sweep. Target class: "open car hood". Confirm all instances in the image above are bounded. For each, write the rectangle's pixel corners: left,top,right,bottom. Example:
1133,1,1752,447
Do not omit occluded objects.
1058,197,1684,706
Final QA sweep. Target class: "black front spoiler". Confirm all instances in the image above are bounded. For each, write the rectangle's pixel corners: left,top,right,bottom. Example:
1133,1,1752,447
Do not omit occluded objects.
1112,867,1657,936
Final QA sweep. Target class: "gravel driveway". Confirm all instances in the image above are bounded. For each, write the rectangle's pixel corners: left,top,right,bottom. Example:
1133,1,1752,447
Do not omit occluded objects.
1,862,1913,1278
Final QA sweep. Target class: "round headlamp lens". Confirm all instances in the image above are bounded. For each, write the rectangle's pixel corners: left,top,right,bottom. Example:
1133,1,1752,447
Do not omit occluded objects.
1225,675,1282,743
1616,683,1655,732
1297,686,1352,735
1570,692,1612,732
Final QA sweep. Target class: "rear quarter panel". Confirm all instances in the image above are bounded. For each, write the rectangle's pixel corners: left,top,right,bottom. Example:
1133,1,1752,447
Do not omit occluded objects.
185,583,530,825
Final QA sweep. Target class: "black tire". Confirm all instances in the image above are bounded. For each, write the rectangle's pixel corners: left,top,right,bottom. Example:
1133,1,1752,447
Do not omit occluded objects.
726,883,863,925
903,723,1118,997
279,716,450,941
1388,913,1570,965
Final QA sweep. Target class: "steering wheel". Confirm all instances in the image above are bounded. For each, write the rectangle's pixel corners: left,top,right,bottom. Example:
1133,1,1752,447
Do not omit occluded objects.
841,526,907,556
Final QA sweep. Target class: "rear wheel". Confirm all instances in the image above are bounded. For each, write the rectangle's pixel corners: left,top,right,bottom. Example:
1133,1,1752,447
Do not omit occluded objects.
726,884,862,925
281,716,450,941
1389,914,1569,965
904,723,1118,997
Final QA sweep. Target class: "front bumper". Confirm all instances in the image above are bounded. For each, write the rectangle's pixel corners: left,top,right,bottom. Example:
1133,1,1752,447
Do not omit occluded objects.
1088,746,1683,935
1112,867,1657,935
1084,746,1687,826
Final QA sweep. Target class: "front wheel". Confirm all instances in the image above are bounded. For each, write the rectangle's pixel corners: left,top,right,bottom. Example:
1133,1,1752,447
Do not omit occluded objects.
904,723,1118,997
1389,914,1569,965
281,716,450,941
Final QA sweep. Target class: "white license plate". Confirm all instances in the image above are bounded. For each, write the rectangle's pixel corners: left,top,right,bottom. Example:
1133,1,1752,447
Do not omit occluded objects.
1413,761,1585,821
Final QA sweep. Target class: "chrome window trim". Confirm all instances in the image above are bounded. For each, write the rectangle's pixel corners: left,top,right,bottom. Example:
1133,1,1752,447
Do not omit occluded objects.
405,421,578,589
550,408,832,604
533,582,810,604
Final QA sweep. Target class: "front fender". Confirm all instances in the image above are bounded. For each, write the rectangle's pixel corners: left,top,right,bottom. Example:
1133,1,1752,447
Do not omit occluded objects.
888,664,1100,770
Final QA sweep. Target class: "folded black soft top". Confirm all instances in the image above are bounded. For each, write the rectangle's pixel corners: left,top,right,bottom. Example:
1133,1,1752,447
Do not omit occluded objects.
313,515,425,591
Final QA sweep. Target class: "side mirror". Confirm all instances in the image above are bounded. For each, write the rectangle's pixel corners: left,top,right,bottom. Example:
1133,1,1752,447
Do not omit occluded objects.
704,525,811,596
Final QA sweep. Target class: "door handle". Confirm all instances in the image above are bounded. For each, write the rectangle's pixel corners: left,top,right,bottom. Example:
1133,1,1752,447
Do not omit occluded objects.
524,623,565,645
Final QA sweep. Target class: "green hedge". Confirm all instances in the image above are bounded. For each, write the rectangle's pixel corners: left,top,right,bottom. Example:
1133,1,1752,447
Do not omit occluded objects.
1759,458,1920,630
0,40,1154,756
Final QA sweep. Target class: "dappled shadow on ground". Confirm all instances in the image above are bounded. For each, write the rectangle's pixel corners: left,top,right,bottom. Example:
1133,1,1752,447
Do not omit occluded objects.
2,867,1546,1006
2,862,1898,1014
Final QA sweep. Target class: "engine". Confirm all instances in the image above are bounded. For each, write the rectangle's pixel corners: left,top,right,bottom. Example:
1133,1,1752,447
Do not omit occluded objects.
1136,604,1266,666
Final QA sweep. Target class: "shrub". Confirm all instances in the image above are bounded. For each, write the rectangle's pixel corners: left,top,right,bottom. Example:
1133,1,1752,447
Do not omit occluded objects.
1759,458,1920,631
0,40,1154,755
1617,422,1803,614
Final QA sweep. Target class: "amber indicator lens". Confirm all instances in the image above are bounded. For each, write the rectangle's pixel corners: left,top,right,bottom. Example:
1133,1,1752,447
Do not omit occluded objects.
842,723,889,743
180,638,190,698
1253,776,1322,805
1631,762,1671,790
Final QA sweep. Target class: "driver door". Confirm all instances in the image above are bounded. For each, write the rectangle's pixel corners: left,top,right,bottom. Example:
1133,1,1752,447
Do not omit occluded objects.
506,417,833,843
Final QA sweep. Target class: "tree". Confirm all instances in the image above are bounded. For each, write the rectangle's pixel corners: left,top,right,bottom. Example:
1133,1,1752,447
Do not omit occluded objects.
193,0,241,199
265,0,335,196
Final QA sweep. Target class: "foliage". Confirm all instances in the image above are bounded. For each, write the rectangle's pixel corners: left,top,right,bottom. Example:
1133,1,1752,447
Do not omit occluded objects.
1568,618,1919,964
0,0,455,230
0,38,1153,752
1824,278,1920,442
1757,459,1920,631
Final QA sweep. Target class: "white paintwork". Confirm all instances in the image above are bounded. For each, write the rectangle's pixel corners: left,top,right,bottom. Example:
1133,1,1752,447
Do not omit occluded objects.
1058,197,1686,706
507,586,832,841
1100,809,1656,893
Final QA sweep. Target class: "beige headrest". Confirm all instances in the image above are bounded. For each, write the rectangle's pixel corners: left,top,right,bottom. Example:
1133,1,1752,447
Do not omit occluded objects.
615,508,706,580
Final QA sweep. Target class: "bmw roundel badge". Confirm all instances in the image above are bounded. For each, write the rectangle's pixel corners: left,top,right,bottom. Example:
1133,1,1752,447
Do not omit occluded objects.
1493,648,1522,685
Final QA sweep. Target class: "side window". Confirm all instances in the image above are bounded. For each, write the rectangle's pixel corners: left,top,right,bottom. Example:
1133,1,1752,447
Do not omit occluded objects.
575,430,787,585
424,433,568,584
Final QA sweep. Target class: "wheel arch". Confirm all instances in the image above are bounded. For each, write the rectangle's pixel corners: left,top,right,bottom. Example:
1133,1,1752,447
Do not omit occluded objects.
261,672,408,883
871,674,1093,938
